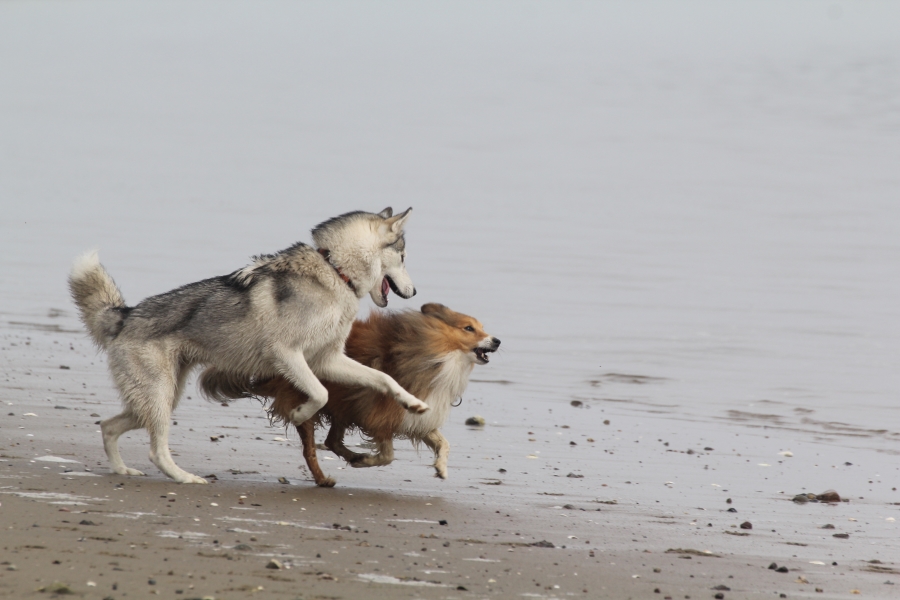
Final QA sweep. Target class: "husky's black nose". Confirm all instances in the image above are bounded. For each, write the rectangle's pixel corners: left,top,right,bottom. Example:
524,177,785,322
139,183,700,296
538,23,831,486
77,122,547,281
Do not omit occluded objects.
412,287,417,297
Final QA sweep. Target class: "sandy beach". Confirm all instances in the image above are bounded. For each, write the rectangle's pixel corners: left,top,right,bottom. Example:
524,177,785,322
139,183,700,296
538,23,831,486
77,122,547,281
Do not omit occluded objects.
2,316,897,599
2,1,899,598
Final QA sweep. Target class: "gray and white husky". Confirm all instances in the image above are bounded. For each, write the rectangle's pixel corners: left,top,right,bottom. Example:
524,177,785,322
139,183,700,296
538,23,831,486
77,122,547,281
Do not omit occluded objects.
69,208,427,484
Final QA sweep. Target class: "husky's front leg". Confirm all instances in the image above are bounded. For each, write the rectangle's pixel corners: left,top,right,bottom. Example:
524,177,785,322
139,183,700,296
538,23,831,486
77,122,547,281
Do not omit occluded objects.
275,347,329,425
317,353,428,414
422,430,450,479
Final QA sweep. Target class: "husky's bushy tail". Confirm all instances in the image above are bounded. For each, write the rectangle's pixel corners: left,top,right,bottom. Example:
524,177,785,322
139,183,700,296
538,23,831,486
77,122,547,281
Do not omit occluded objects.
68,251,127,349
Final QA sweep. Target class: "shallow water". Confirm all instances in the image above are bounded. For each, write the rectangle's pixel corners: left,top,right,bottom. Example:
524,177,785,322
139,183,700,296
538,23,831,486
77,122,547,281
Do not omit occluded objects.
2,1,898,502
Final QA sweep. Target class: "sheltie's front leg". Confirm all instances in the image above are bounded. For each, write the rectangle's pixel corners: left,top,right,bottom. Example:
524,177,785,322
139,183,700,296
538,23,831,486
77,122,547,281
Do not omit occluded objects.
296,420,335,487
422,430,450,479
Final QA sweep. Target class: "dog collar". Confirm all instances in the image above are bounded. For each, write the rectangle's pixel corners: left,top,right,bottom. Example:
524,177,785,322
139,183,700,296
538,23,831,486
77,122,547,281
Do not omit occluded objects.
317,248,356,292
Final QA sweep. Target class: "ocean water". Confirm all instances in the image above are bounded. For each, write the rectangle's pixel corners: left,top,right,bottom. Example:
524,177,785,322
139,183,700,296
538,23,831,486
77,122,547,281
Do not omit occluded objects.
2,0,898,470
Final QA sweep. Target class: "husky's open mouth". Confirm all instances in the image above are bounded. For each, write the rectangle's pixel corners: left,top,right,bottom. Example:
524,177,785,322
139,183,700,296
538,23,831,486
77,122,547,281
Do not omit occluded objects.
474,347,496,364
380,277,390,306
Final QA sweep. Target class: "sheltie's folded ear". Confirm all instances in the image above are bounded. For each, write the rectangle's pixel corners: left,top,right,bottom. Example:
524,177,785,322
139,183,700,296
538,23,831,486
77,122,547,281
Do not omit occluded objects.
421,303,454,324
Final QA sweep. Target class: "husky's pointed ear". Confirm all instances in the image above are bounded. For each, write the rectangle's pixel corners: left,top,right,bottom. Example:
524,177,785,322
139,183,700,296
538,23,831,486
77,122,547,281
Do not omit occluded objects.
384,207,412,233
377,207,393,219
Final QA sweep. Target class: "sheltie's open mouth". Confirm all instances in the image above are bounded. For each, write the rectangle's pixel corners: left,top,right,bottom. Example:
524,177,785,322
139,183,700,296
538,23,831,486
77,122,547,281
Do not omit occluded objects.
474,347,495,364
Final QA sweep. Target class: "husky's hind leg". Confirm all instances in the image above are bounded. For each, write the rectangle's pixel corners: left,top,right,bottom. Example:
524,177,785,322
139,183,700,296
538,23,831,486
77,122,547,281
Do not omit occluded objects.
422,430,450,479
118,352,205,484
101,411,145,476
297,420,335,487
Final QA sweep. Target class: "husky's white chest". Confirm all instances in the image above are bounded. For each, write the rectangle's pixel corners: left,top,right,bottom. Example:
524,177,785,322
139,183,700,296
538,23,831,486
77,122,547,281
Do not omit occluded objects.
401,351,474,437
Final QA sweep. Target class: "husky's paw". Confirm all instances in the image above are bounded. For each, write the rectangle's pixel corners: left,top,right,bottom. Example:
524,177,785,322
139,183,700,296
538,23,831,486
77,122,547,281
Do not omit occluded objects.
316,477,336,488
405,399,429,414
174,473,208,484
123,468,146,477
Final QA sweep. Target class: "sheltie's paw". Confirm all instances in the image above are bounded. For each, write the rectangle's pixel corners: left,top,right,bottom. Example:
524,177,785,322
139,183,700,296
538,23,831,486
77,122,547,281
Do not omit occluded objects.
316,477,336,488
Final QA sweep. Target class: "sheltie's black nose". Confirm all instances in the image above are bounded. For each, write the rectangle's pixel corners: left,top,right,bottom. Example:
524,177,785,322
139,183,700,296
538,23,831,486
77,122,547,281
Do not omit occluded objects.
412,287,417,296
491,337,501,348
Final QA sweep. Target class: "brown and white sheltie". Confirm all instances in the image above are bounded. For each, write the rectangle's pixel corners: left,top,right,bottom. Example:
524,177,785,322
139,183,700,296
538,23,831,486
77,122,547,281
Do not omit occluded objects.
200,303,500,486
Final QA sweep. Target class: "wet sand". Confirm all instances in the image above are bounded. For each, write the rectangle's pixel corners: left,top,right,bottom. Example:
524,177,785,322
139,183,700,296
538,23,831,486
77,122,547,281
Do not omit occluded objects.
2,318,897,599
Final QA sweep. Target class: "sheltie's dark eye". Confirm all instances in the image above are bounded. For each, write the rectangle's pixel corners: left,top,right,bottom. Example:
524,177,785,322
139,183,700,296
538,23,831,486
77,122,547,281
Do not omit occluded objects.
464,325,475,332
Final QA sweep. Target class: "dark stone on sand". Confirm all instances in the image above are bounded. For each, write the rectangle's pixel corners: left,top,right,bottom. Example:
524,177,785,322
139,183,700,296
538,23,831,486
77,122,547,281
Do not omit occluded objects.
821,524,835,529
59,365,70,370
792,494,810,504
603,419,610,425
686,449,695,454
714,594,725,599
439,520,448,526
563,504,575,510
79,520,97,526
727,507,737,513
457,585,468,591
148,579,156,585
566,473,584,478
570,400,583,407
704,447,714,451
769,563,778,570
832,533,849,539
776,566,789,573
740,521,752,530
712,585,730,591
90,413,100,417
54,406,69,409
726,498,732,504
465,416,485,426
210,436,220,442
234,544,252,551
266,559,283,569
531,540,555,548
816,490,841,503
278,477,289,484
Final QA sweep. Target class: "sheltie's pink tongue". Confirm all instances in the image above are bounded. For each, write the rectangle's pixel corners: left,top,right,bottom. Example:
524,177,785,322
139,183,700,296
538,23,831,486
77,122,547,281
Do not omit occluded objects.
381,277,389,301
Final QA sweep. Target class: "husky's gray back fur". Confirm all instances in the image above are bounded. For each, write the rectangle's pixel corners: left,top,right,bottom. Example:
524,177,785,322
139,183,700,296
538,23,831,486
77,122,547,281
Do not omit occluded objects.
71,241,337,379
